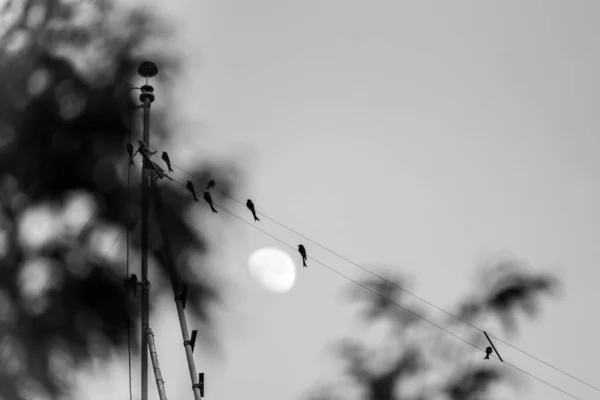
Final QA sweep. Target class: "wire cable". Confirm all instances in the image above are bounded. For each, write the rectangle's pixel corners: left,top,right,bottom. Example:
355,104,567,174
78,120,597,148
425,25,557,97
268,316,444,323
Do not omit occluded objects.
213,201,581,400
128,152,583,400
144,144,599,395
29,142,589,400
28,161,582,399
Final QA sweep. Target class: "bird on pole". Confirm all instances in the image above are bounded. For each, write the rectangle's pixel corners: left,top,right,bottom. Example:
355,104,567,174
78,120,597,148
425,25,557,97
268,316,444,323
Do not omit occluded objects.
206,179,215,190
133,141,175,181
133,140,157,158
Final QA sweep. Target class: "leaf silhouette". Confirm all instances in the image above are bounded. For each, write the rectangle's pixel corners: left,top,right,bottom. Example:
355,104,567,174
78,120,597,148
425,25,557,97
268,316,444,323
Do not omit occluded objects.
0,1,239,399
312,258,560,400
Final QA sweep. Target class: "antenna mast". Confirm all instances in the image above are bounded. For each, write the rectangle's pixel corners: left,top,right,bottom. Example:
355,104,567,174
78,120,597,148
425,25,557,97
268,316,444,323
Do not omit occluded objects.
138,60,158,400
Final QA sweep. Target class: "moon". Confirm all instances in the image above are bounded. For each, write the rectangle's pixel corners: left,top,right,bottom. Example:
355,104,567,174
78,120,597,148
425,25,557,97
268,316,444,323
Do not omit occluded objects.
248,247,297,293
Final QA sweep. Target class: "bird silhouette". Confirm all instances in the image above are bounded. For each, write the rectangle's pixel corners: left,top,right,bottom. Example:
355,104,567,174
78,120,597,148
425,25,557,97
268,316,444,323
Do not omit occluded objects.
203,191,218,213
484,346,493,360
246,199,260,222
298,244,307,267
161,152,173,172
206,179,215,190
186,180,199,202
126,143,134,166
135,140,157,157
124,273,139,297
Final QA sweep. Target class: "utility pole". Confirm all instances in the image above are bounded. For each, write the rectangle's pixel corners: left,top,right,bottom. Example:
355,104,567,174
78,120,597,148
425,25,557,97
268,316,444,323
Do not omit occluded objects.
138,60,158,400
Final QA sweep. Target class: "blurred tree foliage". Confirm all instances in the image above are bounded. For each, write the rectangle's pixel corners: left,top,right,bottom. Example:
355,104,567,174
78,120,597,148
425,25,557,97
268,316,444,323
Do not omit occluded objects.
0,1,239,399
306,257,559,400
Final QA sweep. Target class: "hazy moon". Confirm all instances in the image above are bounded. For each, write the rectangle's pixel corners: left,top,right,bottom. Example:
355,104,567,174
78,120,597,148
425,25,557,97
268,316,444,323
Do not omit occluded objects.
248,247,297,293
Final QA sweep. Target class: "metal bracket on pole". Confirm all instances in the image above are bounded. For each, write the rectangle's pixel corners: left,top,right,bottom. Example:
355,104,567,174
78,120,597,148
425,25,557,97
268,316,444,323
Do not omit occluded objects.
192,373,204,397
199,373,204,397
183,330,197,353
190,330,198,352
175,284,188,309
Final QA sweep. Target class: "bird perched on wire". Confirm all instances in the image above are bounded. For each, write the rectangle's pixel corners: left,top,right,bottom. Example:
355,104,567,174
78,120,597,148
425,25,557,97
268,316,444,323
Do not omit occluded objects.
484,346,493,360
126,143,135,166
206,179,215,190
186,180,199,202
298,244,307,267
203,191,218,213
161,152,173,172
145,158,175,182
124,273,139,297
133,140,157,158
133,141,173,182
246,199,260,222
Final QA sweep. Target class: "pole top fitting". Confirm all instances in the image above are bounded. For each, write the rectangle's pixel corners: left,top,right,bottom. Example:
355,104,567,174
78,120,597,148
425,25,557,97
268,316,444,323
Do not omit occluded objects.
140,84,155,104
138,61,158,78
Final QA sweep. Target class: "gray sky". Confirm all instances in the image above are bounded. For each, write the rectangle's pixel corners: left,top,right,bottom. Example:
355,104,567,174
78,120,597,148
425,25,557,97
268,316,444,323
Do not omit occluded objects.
76,1,600,399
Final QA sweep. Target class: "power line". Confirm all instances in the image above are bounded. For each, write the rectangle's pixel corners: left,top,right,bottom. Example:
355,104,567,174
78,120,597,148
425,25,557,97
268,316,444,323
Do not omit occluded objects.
150,149,599,395
27,147,588,400
214,201,581,400
128,149,583,399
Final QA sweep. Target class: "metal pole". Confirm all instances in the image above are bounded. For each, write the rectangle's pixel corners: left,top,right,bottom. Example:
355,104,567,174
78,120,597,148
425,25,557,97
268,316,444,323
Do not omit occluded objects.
137,61,158,400
146,327,169,400
140,96,150,400
150,178,203,400
140,98,150,400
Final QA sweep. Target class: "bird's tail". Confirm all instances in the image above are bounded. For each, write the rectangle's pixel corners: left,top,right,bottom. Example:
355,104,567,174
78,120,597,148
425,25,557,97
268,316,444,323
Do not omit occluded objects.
484,354,489,360
302,258,307,267
168,166,173,173
254,214,260,222
211,206,218,213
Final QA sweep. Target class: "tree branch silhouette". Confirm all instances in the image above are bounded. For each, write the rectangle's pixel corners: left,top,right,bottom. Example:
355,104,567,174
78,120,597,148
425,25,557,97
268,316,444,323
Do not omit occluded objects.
0,1,239,399
309,258,559,400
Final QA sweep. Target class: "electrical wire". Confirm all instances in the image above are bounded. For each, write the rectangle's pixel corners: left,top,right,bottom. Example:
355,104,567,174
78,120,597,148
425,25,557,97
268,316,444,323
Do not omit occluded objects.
29,142,589,400
144,144,598,396
163,169,588,400
212,201,582,400
132,162,583,400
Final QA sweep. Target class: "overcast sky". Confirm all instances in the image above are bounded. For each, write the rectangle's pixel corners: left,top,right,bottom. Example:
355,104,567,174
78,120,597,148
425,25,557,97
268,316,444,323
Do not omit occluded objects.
75,1,600,399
